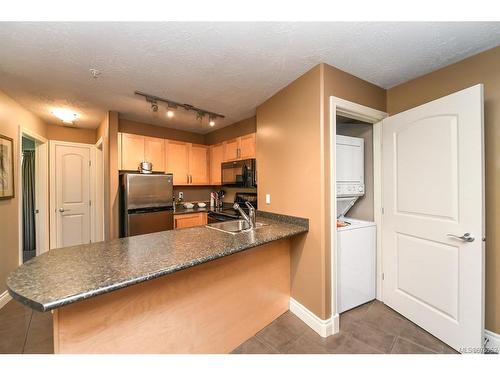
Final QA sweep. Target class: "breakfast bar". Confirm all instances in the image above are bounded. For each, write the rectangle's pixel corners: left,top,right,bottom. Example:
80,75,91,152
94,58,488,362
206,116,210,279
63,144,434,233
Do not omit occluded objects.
7,212,308,354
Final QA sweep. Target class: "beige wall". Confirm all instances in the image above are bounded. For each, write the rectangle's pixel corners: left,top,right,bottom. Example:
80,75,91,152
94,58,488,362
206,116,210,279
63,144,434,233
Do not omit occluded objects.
205,116,256,145
257,63,386,320
387,46,500,334
0,90,48,291
46,124,96,144
119,118,205,144
257,66,327,317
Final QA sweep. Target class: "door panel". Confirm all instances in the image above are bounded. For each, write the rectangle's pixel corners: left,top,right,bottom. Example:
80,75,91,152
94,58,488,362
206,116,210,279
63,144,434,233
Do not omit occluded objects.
382,84,484,352
144,136,165,172
210,143,223,185
166,140,189,185
223,138,239,161
53,143,91,249
120,133,144,171
239,133,256,159
189,144,209,185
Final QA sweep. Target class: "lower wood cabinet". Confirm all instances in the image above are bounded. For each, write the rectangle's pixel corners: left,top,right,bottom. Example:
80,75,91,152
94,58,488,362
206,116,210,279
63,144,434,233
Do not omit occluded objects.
173,212,208,229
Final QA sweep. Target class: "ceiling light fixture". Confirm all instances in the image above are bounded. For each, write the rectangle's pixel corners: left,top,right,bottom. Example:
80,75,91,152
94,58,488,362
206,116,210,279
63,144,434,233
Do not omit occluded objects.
51,108,79,124
135,91,225,126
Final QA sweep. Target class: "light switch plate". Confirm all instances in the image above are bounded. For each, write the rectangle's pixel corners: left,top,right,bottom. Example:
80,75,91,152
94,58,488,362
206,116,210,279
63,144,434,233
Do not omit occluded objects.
179,192,184,199
266,194,271,204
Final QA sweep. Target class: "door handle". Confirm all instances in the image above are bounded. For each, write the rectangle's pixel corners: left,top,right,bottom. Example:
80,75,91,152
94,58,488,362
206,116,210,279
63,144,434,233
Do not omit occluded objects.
447,233,475,242
58,207,70,213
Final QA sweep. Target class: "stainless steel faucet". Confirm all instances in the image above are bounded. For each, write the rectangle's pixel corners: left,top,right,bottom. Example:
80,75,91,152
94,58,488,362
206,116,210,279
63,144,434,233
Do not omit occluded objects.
233,202,256,229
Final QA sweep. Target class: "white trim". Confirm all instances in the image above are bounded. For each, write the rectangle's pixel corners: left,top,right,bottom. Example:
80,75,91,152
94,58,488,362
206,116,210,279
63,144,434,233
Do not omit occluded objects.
329,97,387,326
373,121,383,300
289,298,338,338
17,126,49,265
484,330,500,353
0,290,12,310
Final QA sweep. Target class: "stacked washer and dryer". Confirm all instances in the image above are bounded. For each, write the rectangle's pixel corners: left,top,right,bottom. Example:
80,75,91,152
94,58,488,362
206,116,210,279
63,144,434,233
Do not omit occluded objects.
336,135,376,313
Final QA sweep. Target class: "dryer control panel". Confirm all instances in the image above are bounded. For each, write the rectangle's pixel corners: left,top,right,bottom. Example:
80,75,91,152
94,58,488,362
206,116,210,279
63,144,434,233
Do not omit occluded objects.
337,182,365,197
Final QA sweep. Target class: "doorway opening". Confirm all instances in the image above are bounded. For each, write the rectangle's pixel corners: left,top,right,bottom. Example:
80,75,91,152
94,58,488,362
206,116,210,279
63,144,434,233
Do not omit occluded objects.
18,128,49,265
329,97,387,334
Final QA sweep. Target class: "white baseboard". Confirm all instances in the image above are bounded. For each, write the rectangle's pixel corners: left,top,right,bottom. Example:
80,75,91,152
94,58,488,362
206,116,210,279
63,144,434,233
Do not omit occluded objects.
0,290,12,310
289,297,339,337
485,330,500,354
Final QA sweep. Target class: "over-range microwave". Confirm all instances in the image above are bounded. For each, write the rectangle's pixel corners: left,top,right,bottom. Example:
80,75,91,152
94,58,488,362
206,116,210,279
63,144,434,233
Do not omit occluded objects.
221,158,257,188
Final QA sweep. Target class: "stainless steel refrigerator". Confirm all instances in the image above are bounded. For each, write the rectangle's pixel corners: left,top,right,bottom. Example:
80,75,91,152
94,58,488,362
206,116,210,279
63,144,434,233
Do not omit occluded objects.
119,173,174,237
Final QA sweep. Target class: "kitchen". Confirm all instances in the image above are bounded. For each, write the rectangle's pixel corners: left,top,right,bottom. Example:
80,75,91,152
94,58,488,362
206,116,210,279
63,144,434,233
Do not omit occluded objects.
0,21,499,358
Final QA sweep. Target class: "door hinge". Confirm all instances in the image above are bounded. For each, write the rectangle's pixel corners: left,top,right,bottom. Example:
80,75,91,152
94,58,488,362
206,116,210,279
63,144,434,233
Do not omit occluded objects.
89,160,91,167
381,207,385,214
382,273,385,281
89,200,92,206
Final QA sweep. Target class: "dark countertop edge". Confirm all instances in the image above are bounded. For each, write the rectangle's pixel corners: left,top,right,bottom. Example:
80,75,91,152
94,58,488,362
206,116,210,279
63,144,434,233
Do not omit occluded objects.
8,226,308,312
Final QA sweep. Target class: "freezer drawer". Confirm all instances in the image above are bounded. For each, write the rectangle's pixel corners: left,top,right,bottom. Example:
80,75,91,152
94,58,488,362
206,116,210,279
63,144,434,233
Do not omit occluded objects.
126,210,174,237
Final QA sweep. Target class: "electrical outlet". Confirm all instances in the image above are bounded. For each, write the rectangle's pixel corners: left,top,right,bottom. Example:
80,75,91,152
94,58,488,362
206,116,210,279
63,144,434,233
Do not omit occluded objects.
266,194,271,204
179,192,184,200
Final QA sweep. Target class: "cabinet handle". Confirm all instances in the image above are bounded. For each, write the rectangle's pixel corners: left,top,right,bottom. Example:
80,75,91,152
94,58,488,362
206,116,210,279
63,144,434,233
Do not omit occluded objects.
187,174,189,184
190,175,193,184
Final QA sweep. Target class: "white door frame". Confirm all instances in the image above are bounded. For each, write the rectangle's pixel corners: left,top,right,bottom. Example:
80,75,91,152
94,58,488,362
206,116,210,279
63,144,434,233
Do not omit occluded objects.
93,137,105,242
329,97,387,329
17,126,49,264
49,140,98,249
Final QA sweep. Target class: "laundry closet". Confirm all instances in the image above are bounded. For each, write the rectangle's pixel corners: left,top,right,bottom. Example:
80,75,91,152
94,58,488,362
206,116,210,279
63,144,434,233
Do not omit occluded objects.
335,115,376,314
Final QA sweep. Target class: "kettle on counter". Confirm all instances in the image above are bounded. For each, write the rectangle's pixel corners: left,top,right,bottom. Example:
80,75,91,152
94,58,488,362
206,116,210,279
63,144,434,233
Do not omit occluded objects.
138,161,153,174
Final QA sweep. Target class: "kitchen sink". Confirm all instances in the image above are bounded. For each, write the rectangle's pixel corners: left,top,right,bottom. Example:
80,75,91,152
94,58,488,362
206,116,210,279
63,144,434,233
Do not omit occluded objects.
206,220,268,234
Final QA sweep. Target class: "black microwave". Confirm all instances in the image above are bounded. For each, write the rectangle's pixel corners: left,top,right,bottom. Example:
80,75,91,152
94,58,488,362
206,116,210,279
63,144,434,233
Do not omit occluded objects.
221,158,256,188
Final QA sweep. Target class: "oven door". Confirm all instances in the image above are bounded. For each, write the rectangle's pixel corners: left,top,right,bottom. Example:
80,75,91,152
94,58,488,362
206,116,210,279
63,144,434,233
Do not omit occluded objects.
221,158,256,188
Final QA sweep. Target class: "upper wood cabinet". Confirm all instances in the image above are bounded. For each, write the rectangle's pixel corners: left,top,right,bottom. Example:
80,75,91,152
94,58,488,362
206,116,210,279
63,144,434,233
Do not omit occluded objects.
189,144,210,185
223,138,240,161
144,136,165,172
165,140,190,185
222,133,256,162
119,133,165,172
209,143,224,185
239,133,256,159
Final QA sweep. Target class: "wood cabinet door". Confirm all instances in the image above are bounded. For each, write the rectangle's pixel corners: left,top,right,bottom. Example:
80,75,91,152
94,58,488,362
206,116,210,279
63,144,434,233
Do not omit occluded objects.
144,136,165,172
120,133,145,171
209,143,224,185
239,133,256,159
189,144,210,185
166,140,189,185
174,213,207,229
223,138,240,161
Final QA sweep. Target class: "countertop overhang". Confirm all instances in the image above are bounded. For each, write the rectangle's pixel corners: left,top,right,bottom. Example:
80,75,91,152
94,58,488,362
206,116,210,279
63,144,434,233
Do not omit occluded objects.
7,211,308,312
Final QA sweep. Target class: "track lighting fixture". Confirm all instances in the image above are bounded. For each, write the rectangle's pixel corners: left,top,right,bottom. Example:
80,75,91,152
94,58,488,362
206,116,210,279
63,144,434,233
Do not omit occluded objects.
135,91,224,126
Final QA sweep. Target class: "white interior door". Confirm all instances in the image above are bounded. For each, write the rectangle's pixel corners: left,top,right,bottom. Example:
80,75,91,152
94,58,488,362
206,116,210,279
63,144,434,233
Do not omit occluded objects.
381,84,484,352
50,142,91,249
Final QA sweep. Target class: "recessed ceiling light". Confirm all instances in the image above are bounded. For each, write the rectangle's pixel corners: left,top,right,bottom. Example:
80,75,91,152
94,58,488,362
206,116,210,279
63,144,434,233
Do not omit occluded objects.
51,108,79,124
167,110,174,118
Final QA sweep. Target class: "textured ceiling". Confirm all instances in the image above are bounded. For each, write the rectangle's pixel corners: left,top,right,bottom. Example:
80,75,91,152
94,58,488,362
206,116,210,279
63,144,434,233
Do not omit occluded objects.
0,22,499,132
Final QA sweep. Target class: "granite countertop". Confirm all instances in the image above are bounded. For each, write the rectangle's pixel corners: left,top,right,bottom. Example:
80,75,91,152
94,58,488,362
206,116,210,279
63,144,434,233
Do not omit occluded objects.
7,211,308,312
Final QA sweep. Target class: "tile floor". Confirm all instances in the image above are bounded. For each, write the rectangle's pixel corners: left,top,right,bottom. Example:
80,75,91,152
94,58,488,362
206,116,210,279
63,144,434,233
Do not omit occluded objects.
0,299,457,354
232,300,458,354
0,299,53,354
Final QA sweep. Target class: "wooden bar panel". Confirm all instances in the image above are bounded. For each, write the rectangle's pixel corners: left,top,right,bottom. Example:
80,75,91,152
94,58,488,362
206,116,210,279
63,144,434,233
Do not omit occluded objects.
53,239,290,353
